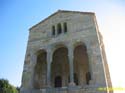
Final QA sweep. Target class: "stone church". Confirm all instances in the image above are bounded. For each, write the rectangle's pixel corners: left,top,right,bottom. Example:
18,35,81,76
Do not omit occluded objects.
20,10,112,93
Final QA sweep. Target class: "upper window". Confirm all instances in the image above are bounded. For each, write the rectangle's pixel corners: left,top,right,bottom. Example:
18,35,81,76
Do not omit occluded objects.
51,22,67,37
63,22,67,33
57,23,62,35
52,26,55,36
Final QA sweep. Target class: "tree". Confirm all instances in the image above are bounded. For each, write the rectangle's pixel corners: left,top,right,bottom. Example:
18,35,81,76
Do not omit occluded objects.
0,79,18,93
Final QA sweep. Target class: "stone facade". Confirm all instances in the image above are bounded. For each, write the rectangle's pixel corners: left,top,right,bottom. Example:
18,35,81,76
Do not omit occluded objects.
20,10,112,93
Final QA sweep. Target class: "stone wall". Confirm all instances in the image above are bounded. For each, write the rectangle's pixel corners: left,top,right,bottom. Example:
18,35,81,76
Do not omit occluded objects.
21,10,112,93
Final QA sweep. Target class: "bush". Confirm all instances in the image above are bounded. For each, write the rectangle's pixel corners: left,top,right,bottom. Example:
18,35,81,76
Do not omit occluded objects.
0,79,18,93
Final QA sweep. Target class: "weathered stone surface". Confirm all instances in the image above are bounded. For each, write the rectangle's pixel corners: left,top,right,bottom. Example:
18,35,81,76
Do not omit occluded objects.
20,10,112,93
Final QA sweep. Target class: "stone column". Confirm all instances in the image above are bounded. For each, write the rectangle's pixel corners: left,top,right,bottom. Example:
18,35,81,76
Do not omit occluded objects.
47,48,52,87
68,45,75,86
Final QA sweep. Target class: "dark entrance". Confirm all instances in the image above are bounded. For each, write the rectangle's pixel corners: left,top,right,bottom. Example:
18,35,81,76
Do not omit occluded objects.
54,76,62,88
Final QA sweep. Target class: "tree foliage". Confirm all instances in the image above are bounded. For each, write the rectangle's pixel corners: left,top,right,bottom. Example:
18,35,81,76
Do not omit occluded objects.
0,79,18,93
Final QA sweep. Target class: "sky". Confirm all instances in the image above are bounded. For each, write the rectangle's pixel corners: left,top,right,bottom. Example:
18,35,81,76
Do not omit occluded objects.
0,0,125,92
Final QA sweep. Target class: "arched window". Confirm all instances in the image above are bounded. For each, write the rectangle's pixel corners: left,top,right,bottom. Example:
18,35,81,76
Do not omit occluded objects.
52,26,55,36
63,22,67,33
57,23,62,34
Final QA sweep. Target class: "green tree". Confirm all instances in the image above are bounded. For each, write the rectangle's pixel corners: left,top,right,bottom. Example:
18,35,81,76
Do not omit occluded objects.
0,79,18,93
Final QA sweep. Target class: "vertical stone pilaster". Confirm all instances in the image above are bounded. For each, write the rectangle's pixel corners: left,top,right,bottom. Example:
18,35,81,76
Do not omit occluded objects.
86,45,93,80
85,41,96,85
29,51,37,89
85,40,106,85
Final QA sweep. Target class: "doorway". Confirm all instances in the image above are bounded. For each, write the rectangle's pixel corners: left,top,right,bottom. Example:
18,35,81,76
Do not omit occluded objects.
54,76,62,88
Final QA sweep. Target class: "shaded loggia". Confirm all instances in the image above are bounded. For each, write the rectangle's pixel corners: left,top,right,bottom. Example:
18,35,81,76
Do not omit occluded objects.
51,47,69,87
74,44,90,85
33,50,47,89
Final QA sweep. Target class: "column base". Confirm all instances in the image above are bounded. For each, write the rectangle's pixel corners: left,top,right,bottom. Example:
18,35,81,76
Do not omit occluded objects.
68,82,76,87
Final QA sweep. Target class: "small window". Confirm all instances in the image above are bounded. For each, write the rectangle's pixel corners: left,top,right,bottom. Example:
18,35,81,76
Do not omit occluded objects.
52,26,55,36
55,76,62,88
57,23,62,34
63,22,67,33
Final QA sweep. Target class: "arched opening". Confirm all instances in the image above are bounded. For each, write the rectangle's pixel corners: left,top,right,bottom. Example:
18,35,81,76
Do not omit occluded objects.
74,44,90,85
57,23,62,35
54,76,62,88
33,50,47,89
63,22,67,33
51,47,69,87
52,25,55,36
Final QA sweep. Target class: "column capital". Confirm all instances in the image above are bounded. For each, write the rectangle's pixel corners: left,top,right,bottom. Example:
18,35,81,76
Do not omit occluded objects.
67,42,73,48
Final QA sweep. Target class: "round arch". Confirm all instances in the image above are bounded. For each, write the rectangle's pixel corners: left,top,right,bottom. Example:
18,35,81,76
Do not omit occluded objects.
51,46,69,87
73,41,86,49
73,43,91,85
51,42,68,55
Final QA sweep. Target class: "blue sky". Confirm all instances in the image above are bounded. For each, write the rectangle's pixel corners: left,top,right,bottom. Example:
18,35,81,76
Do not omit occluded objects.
0,0,125,92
